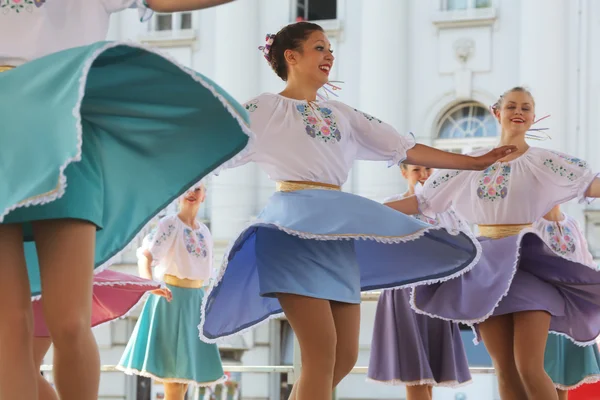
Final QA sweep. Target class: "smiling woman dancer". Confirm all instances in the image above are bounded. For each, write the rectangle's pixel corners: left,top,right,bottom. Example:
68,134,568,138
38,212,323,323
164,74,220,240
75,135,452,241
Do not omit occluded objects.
199,22,516,400
388,86,600,400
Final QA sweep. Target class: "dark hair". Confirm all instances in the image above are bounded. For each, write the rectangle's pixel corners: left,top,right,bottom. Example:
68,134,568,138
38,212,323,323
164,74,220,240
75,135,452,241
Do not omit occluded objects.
491,86,535,114
265,22,324,81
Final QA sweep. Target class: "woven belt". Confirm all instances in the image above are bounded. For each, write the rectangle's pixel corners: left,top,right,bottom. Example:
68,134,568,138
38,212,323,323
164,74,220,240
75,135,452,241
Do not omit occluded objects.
276,180,341,192
0,65,15,73
477,223,532,239
163,274,204,289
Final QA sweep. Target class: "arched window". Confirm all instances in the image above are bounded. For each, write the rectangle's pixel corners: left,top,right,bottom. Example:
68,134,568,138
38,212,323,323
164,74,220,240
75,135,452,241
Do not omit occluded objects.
434,102,499,153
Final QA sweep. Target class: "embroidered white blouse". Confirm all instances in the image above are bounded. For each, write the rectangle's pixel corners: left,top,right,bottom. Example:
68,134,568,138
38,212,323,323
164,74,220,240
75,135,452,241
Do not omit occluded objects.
534,213,596,268
138,214,214,282
237,93,416,186
418,147,597,225
0,0,149,66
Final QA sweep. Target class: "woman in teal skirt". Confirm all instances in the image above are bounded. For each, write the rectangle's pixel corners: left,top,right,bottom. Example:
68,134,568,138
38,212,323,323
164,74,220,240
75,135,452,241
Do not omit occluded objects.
535,205,600,399
0,1,248,399
118,184,226,400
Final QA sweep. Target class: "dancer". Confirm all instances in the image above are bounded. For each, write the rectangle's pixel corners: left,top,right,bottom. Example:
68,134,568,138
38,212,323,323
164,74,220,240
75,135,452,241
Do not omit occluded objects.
118,184,226,400
199,22,516,400
0,1,249,399
535,205,600,399
367,164,471,400
387,86,600,400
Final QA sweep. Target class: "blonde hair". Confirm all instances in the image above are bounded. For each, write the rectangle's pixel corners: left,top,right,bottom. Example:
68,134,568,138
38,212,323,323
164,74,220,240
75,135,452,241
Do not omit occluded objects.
490,86,535,114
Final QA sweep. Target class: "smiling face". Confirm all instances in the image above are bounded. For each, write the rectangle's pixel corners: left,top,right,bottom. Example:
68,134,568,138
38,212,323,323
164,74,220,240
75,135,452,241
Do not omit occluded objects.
401,164,434,188
179,184,205,211
495,89,536,137
285,30,334,87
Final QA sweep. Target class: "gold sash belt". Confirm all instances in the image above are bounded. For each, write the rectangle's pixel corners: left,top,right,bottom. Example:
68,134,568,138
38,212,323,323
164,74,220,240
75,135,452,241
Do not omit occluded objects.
0,65,15,73
477,223,532,239
163,274,204,289
276,180,341,192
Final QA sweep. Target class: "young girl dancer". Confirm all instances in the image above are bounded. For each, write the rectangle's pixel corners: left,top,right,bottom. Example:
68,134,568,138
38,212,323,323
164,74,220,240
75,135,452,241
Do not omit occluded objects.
118,184,226,400
535,205,600,399
367,164,471,400
199,22,515,400
387,87,600,400
0,1,251,399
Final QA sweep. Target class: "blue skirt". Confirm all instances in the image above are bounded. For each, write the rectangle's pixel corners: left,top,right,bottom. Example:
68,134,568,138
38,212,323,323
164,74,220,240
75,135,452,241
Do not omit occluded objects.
545,334,600,390
0,42,251,297
117,285,226,386
199,189,481,342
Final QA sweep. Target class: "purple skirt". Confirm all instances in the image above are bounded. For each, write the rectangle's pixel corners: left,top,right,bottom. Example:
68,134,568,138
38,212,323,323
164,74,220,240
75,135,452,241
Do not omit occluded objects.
412,230,600,345
368,288,472,387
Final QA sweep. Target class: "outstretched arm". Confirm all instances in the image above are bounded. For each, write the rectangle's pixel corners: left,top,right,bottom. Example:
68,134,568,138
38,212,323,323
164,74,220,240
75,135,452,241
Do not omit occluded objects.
385,195,420,215
146,0,234,12
585,177,600,198
405,144,516,171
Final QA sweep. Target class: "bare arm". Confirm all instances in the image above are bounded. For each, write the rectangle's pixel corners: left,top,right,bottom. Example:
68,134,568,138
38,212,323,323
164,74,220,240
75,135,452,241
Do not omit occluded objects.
585,177,600,198
405,144,516,171
146,0,234,12
138,250,154,280
384,195,420,215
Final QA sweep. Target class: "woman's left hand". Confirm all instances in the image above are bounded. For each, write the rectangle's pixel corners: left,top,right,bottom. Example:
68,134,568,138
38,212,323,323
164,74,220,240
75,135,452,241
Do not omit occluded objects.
472,145,517,170
151,287,173,302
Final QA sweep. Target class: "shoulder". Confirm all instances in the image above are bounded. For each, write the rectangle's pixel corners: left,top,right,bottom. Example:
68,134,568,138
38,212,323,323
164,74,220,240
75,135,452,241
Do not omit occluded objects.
243,93,275,113
157,214,179,228
527,147,588,168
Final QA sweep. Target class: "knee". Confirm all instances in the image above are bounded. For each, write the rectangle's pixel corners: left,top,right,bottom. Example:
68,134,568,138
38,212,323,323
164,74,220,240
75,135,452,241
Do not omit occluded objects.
514,356,545,384
491,355,519,384
0,310,34,343
301,333,337,371
334,342,358,377
45,314,92,346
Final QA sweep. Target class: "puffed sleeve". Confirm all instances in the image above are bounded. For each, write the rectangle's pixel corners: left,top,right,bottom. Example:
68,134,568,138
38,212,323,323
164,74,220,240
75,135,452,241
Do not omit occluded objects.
332,101,416,166
101,0,153,21
528,148,598,205
418,168,470,217
141,215,178,265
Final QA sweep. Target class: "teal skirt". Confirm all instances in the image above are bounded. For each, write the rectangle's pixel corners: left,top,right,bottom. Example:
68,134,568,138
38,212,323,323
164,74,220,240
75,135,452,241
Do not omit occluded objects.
0,42,250,297
117,284,226,386
545,333,600,389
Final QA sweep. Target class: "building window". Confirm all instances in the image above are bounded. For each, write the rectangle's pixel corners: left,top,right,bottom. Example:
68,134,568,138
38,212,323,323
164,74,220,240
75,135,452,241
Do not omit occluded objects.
296,0,336,22
442,0,492,11
434,102,499,153
149,12,193,33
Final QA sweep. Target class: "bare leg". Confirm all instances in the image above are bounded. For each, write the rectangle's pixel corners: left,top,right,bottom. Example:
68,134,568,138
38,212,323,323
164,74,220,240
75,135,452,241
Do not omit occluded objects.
406,385,433,400
33,337,59,400
478,315,527,400
0,224,38,399
279,294,337,400
513,311,558,400
330,301,360,387
164,382,189,400
557,389,568,400
33,220,99,400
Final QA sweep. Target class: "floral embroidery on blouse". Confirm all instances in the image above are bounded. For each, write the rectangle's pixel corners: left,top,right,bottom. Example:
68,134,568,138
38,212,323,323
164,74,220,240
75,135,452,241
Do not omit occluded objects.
245,99,258,113
296,104,342,143
543,158,579,181
549,151,588,169
183,228,208,258
545,223,576,255
353,109,382,124
430,170,462,189
154,224,176,247
1,0,45,13
477,164,510,201
413,214,438,225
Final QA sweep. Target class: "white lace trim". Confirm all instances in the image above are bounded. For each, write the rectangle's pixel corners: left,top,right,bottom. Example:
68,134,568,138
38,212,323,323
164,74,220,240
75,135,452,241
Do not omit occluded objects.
198,220,482,344
116,366,228,387
553,373,600,390
410,229,600,346
1,40,255,234
365,377,472,388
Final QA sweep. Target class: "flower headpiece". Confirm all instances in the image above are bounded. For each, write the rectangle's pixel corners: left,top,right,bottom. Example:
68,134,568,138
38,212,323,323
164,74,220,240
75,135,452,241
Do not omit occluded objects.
258,34,276,60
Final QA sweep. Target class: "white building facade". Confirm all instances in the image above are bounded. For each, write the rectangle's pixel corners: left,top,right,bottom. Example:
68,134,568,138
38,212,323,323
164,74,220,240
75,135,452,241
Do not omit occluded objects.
42,1,600,399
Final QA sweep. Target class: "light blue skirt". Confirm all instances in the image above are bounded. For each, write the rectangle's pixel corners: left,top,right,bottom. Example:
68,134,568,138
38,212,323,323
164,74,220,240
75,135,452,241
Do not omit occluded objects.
117,285,226,386
199,189,481,342
0,42,250,297
545,333,600,390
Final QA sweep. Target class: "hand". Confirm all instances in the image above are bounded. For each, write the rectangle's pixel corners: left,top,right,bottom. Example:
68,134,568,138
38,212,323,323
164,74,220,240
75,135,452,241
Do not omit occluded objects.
151,288,173,302
472,145,517,170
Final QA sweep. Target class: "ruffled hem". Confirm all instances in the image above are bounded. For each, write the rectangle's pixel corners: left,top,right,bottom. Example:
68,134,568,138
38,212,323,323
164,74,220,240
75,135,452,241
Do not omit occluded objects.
366,377,472,388
136,0,153,22
115,366,228,387
411,228,600,347
553,374,600,390
2,41,255,290
198,219,482,344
